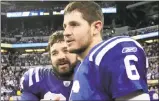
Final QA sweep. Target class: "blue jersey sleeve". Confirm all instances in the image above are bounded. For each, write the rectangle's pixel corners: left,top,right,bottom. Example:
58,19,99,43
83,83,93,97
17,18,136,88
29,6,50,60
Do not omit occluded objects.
95,37,148,98
20,67,44,100
20,91,39,100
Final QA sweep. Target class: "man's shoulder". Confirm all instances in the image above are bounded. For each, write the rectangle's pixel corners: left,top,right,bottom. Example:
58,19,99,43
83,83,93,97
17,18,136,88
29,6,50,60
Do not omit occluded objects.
21,66,52,89
88,36,143,66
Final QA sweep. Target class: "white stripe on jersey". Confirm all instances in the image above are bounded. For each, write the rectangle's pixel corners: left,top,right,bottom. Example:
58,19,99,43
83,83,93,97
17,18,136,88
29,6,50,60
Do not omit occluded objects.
89,36,125,61
29,67,42,86
35,67,41,83
29,68,34,86
146,57,149,68
95,37,144,66
20,76,25,89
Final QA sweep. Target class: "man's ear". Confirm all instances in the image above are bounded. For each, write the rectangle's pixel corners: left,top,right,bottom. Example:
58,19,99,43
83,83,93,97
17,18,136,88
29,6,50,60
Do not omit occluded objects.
91,20,103,36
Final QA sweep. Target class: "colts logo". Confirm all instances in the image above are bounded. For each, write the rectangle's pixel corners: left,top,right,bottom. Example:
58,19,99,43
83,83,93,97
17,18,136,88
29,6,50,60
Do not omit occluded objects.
72,80,80,93
63,81,71,87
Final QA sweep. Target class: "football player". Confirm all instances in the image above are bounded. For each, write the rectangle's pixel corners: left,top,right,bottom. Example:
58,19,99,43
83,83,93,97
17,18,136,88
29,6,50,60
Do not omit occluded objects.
20,30,79,100
63,1,150,101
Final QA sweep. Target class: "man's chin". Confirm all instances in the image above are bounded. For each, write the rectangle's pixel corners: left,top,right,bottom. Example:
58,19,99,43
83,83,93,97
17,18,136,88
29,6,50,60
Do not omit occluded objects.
68,48,83,54
58,70,74,78
59,68,70,74
58,66,71,75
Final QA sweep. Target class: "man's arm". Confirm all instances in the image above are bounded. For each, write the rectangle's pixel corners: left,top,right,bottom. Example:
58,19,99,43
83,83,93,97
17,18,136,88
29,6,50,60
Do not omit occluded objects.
20,91,39,100
20,68,41,100
116,91,150,101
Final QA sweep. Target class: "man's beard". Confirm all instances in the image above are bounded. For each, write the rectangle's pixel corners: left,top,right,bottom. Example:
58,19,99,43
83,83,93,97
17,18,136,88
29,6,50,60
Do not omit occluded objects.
52,64,74,80
56,67,74,77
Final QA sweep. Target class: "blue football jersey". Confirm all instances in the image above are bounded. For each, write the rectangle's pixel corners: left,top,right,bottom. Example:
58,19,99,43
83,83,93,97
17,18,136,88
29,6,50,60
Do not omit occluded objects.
20,66,73,100
70,36,149,100
149,91,158,101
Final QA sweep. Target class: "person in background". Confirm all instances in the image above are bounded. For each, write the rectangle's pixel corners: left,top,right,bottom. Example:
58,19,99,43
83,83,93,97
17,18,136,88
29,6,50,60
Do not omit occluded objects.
20,30,79,100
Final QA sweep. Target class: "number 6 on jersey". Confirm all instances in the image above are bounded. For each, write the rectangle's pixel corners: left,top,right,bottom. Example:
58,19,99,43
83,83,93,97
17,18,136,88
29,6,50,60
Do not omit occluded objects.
124,55,140,80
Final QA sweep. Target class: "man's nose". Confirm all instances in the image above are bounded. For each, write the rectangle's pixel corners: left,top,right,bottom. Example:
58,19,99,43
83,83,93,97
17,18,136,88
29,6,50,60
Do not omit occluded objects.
58,52,66,60
63,26,72,37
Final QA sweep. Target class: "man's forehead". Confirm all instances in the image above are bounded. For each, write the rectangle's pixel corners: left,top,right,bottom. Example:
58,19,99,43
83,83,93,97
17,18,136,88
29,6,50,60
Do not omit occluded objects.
64,11,83,23
51,42,67,50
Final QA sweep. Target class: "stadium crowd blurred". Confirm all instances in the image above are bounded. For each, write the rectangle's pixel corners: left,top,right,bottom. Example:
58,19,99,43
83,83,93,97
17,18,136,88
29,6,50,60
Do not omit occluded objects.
1,2,115,13
1,25,158,44
1,26,53,38
123,25,158,36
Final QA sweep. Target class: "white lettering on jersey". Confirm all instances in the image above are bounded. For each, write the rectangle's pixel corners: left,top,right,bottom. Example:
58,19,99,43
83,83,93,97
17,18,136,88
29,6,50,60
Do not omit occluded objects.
72,80,80,93
122,47,137,53
124,55,140,80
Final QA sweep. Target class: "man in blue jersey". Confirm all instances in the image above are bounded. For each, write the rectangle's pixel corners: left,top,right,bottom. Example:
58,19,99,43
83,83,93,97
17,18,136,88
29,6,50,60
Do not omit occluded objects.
63,1,150,101
20,30,79,100
149,86,159,101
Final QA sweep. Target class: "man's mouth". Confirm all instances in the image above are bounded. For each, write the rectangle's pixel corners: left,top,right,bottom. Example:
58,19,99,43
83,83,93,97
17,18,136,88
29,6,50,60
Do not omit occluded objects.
58,63,69,70
66,39,74,43
59,62,68,65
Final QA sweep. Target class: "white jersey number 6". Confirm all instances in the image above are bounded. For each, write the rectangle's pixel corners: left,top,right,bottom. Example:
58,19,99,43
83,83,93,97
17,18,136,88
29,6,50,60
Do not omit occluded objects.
124,55,140,80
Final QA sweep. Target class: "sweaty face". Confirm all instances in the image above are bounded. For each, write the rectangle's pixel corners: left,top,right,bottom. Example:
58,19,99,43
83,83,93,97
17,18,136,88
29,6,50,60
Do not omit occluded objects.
50,41,77,77
63,11,93,54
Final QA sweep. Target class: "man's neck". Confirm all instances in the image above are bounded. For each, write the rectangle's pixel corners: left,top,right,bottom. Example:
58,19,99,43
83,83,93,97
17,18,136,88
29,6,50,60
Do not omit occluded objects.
79,36,103,60
59,75,73,81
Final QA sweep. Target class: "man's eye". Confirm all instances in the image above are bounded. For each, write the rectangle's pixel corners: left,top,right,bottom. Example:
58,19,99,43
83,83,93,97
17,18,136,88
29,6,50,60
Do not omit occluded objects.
52,52,58,56
71,23,79,26
63,49,68,53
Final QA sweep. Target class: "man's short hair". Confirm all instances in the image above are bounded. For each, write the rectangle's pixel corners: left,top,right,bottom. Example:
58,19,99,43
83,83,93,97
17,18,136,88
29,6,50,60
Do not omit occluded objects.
64,1,104,26
47,30,64,51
